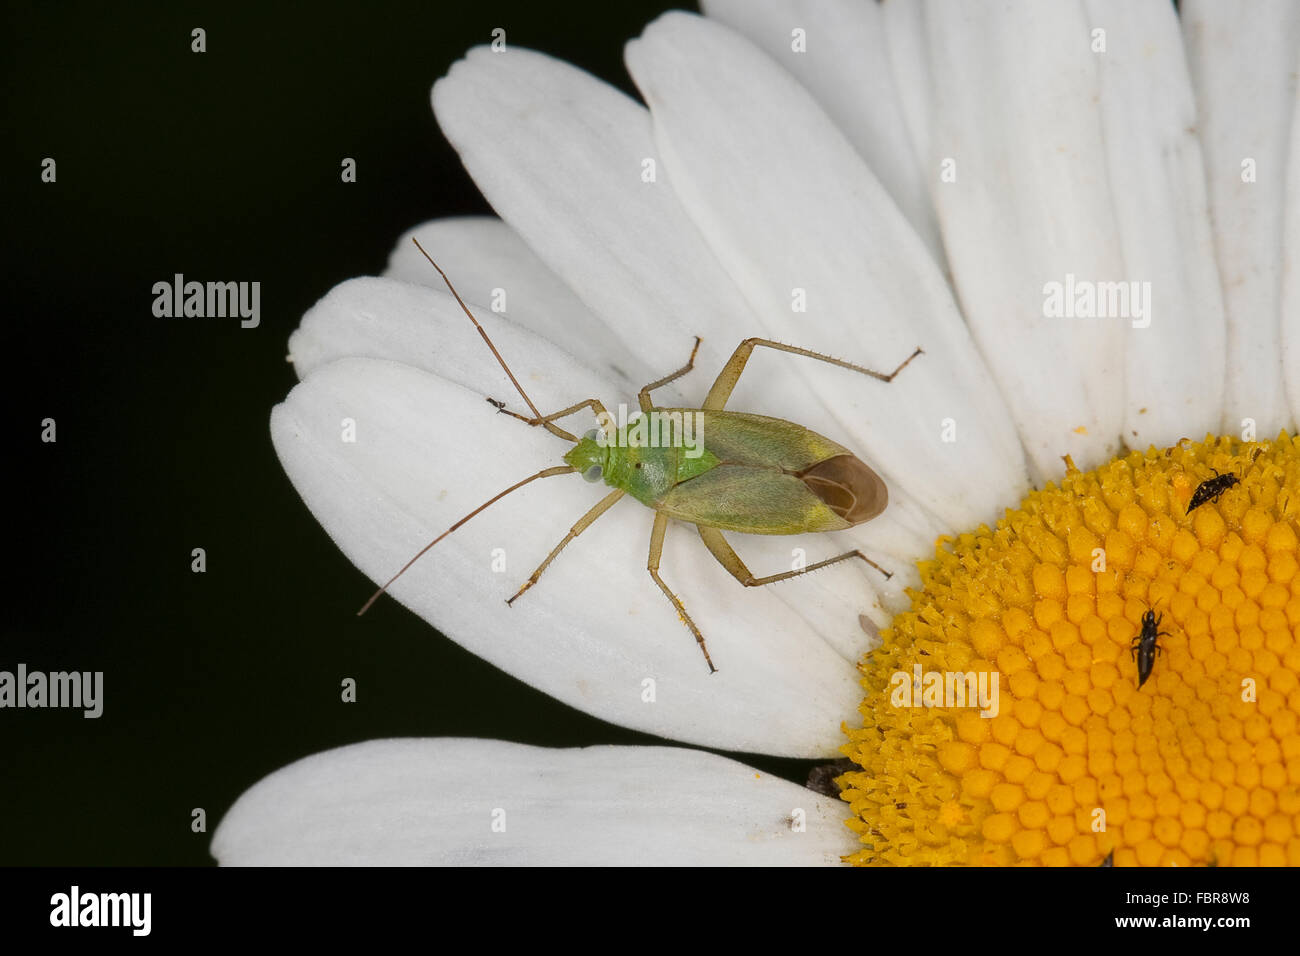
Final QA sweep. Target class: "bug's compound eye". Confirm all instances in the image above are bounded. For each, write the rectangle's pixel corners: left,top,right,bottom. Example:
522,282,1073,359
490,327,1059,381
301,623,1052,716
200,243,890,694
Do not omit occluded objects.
582,464,603,483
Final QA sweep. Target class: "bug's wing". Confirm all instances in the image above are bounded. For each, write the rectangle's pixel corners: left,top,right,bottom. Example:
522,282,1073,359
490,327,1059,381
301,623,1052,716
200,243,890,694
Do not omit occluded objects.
684,410,852,471
676,409,888,526
656,465,852,534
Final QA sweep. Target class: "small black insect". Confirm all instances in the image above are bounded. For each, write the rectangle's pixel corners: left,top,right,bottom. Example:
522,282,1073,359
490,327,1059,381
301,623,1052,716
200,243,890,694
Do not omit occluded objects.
804,758,856,798
1186,468,1239,514
1100,850,1114,867
1130,610,1169,688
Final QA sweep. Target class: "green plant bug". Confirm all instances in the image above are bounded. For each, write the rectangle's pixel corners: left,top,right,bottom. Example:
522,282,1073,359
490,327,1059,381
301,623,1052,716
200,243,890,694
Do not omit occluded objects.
359,238,923,672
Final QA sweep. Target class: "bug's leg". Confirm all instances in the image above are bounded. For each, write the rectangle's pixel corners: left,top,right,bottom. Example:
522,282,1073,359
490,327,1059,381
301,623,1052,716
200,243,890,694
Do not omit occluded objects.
507,489,625,605
647,512,715,673
637,337,702,413
697,525,892,584
703,338,923,411
487,397,611,443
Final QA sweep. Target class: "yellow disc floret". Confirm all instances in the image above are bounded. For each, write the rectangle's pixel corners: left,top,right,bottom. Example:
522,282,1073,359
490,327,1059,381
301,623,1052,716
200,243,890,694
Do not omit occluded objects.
839,434,1300,866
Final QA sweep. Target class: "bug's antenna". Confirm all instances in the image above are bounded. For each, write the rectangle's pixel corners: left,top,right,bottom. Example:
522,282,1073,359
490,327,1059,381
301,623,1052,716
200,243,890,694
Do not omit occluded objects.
412,238,571,441
358,464,575,616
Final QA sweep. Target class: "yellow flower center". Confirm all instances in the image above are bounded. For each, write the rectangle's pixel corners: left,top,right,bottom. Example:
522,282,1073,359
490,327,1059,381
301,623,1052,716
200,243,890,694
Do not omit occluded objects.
839,434,1300,866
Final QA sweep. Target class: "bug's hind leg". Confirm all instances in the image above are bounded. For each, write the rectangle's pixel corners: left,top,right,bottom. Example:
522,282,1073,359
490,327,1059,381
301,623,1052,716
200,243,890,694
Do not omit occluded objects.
703,338,923,411
637,337,702,413
698,525,892,584
507,489,625,605
647,513,715,673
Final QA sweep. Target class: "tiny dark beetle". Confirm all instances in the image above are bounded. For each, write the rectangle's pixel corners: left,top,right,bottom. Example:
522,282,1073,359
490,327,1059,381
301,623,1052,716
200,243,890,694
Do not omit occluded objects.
1130,609,1169,688
1100,850,1114,867
1186,468,1239,514
805,758,855,797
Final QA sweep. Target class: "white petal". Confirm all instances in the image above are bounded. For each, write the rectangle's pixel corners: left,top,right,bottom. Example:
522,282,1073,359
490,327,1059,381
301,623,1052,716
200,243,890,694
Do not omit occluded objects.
881,0,934,179
701,0,945,266
383,216,641,384
430,45,756,380
212,739,855,865
1183,0,1300,435
1283,73,1300,421
287,277,628,400
1085,0,1226,447
926,0,1127,478
625,12,1030,530
272,346,884,757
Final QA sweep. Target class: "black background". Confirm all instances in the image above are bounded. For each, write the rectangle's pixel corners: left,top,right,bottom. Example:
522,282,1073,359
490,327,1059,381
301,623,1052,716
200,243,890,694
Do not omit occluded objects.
3,0,821,865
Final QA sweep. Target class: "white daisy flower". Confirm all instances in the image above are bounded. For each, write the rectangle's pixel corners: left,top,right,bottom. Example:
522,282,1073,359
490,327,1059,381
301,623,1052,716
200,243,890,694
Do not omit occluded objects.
216,1,1300,866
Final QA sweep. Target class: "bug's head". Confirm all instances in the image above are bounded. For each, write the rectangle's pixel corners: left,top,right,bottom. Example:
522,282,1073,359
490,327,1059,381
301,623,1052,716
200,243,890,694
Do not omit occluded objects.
563,429,610,484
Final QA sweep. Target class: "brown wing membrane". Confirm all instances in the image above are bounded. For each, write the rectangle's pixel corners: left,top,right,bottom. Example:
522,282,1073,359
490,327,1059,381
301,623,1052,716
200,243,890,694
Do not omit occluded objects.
798,455,887,525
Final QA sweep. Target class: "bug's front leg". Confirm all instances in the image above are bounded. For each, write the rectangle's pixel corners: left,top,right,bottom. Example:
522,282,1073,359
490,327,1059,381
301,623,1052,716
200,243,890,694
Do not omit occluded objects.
646,513,715,673
507,489,625,606
637,336,701,413
486,396,611,442
702,338,923,411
